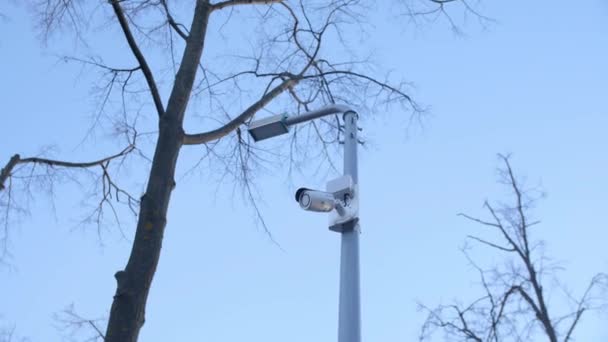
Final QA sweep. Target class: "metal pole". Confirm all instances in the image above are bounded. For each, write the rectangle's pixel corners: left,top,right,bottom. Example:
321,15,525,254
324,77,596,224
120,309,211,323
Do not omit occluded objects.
338,110,361,342
284,104,352,126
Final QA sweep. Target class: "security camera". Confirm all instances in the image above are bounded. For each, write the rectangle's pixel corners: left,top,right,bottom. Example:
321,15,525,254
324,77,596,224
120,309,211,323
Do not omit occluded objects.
295,175,356,231
295,188,337,213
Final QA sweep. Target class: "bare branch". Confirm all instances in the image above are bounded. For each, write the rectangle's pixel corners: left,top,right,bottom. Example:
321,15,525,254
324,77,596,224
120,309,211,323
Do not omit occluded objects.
54,304,106,342
0,156,20,192
421,155,604,342
459,212,501,228
185,1,418,146
466,235,516,253
110,0,165,117
563,273,608,342
403,0,494,33
160,0,189,40
0,141,139,259
0,144,135,191
183,76,300,144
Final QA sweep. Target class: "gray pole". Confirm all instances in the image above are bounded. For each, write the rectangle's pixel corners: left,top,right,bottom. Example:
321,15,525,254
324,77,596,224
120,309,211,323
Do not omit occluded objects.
338,110,361,342
284,104,352,126
247,105,362,341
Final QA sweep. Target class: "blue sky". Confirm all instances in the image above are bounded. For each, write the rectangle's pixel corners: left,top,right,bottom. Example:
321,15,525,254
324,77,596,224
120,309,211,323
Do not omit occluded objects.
1,1,607,341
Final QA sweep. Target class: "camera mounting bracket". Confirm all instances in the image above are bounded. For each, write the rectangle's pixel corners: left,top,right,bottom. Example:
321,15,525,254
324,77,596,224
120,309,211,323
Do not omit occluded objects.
326,175,358,232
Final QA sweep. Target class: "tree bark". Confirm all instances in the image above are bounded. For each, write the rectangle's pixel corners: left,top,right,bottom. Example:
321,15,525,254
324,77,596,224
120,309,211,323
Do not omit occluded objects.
104,1,211,341
103,121,182,342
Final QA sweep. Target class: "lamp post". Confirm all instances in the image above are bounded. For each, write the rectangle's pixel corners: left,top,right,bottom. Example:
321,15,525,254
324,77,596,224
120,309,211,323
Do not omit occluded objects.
248,104,361,342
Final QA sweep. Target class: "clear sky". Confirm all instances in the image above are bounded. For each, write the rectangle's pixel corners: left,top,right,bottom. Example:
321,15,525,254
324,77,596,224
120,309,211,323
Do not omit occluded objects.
1,1,607,341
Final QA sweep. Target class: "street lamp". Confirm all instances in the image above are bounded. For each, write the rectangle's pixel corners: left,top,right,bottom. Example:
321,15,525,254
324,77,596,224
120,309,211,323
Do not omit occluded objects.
247,104,361,342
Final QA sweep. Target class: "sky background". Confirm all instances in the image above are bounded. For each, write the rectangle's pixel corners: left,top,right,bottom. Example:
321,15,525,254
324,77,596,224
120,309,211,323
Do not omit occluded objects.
1,0,608,341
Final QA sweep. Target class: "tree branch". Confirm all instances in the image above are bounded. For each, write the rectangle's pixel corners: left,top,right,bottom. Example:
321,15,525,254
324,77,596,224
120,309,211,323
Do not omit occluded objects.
563,273,608,341
0,155,20,191
182,75,300,144
160,0,188,40
54,304,106,342
0,144,135,192
466,235,516,252
563,308,584,342
110,0,165,117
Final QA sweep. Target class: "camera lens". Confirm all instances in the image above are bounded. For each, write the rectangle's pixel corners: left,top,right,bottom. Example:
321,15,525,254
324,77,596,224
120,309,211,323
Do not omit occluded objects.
300,193,311,208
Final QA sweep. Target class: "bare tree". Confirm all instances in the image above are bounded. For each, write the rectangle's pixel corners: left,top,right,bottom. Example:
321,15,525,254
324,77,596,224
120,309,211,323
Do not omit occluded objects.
419,155,607,342
1,0,481,341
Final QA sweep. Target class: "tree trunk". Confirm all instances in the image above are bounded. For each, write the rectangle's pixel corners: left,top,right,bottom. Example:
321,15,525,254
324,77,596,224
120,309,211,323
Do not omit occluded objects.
104,119,183,342
104,1,211,341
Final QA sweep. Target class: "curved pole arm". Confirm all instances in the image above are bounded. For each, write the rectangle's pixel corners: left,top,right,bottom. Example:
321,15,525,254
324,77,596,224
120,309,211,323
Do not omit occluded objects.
246,104,357,142
283,104,355,126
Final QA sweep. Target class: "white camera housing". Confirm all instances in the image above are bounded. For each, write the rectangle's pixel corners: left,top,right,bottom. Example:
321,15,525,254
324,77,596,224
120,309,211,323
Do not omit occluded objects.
295,175,358,232
295,189,337,212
